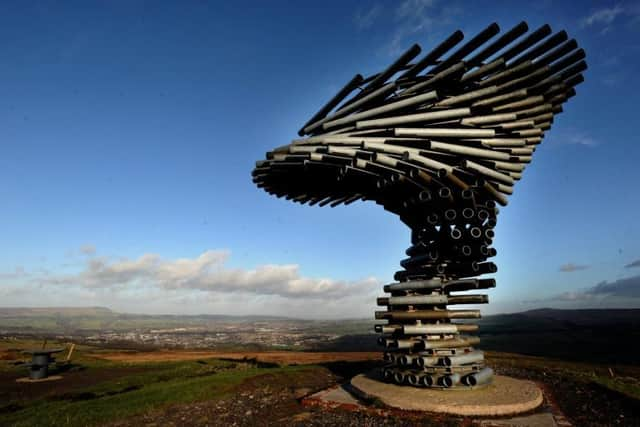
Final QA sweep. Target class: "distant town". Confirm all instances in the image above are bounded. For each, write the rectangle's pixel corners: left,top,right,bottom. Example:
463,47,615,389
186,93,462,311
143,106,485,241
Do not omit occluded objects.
0,307,374,351
81,323,344,349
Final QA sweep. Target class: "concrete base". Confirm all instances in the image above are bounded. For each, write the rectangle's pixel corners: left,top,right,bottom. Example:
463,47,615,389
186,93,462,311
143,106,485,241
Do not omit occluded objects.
16,375,63,383
351,370,543,417
306,385,363,409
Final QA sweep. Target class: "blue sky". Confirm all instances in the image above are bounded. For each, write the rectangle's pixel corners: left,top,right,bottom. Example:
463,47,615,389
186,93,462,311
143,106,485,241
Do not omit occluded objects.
1,0,640,318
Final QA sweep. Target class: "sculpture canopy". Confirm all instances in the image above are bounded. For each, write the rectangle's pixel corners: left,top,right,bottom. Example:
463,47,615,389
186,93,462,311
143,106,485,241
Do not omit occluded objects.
252,21,586,227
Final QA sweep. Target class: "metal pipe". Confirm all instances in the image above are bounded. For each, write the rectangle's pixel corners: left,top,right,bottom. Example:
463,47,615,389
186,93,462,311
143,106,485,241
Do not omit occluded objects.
375,310,481,320
383,368,394,382
492,119,535,130
298,74,364,135
466,21,528,66
400,354,416,366
302,84,397,134
355,44,421,97
431,23,500,74
416,356,439,368
356,107,471,129
483,181,509,206
481,139,527,147
534,39,578,67
463,367,494,386
549,48,586,75
422,336,481,349
564,73,584,88
479,60,534,88
437,85,499,106
420,374,434,387
444,351,484,366
400,30,464,78
407,373,421,386
403,324,479,335
425,140,511,161
461,112,517,125
460,58,505,84
497,65,551,92
375,324,401,334
493,160,525,172
441,373,461,388
462,159,515,185
513,128,543,137
510,30,568,66
499,24,552,62
334,82,397,118
324,90,439,129
403,61,466,94
378,294,448,306
383,278,442,292
395,128,495,139
448,294,489,304
405,152,455,174
493,95,545,112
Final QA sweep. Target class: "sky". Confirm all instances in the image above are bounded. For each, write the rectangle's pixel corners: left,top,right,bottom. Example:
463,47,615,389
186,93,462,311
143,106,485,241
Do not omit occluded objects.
1,0,640,318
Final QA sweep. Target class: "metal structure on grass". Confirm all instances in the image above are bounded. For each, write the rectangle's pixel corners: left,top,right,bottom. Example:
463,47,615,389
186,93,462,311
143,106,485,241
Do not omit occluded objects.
252,22,586,389
23,348,64,380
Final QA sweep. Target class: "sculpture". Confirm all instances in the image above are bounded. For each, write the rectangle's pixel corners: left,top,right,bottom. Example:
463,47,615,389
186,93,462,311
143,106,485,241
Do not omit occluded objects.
252,22,586,388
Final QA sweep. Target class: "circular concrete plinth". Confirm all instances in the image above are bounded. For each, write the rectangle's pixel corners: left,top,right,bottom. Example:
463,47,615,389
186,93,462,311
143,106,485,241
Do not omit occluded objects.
16,375,63,383
351,371,543,416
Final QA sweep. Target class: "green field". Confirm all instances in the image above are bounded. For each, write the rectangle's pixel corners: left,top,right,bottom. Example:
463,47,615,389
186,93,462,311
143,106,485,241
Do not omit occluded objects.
0,339,319,427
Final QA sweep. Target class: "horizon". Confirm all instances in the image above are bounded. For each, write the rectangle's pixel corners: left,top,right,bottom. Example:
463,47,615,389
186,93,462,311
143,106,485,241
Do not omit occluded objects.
2,1,640,318
2,305,640,322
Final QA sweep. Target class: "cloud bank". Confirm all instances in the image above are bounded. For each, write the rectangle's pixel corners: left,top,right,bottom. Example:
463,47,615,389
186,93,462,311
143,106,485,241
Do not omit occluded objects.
524,274,640,305
624,259,640,268
40,249,379,301
354,4,382,30
581,5,625,29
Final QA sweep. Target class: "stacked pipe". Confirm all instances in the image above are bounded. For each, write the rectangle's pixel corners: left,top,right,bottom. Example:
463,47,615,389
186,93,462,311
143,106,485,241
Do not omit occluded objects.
252,22,586,389
23,349,64,380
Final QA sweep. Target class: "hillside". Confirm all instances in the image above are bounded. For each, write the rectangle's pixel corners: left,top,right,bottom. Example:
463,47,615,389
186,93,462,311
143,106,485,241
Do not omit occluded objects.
1,307,639,364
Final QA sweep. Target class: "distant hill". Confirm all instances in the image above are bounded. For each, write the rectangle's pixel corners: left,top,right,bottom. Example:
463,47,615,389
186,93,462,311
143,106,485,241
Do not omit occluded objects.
477,308,640,364
0,307,114,317
490,307,640,325
1,306,639,364
0,306,299,333
0,306,295,321
315,308,640,364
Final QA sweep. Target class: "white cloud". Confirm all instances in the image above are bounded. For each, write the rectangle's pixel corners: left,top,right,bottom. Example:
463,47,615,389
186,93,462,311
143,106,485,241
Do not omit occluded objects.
625,259,640,268
80,244,96,255
382,0,459,56
354,4,383,30
552,129,599,147
0,266,28,280
39,249,379,301
566,133,598,146
579,4,640,35
581,5,625,29
396,0,436,20
523,274,640,306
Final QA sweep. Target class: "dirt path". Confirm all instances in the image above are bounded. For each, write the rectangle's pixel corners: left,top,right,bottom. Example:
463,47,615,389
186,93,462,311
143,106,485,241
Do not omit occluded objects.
107,365,458,427
91,350,379,365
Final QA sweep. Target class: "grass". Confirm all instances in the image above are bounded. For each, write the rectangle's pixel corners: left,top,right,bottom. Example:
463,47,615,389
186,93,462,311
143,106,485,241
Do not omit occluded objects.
592,376,640,400
487,351,640,400
2,339,639,426
1,354,315,427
